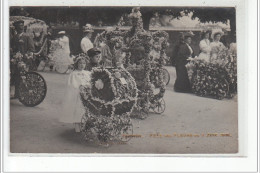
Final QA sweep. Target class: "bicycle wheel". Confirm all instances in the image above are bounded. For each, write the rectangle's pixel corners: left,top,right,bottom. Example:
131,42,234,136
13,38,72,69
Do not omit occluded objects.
55,63,69,74
153,98,166,114
117,123,133,142
18,72,47,107
162,68,170,85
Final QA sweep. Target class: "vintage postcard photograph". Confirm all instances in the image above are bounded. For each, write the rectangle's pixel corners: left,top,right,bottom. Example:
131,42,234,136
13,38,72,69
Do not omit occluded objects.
8,5,238,154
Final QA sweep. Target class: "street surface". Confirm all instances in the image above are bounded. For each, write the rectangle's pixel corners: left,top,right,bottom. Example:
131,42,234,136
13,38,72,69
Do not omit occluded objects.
10,66,238,153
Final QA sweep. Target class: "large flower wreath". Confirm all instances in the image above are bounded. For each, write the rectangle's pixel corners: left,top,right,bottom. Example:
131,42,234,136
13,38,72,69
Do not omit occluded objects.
80,67,137,142
186,47,237,99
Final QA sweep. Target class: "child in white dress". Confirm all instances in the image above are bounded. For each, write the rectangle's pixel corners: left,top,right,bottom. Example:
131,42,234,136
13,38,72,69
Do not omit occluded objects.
59,56,91,132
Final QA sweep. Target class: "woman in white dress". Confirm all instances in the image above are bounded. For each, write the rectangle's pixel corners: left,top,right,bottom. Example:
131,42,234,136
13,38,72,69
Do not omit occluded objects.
198,30,211,62
53,31,73,65
210,29,226,61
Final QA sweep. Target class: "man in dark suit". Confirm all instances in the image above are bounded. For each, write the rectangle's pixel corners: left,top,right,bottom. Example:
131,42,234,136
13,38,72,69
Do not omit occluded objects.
10,20,35,98
174,32,194,93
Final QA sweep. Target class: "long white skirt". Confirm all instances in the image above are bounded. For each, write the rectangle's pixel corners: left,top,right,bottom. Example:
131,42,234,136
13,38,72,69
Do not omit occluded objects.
59,86,85,124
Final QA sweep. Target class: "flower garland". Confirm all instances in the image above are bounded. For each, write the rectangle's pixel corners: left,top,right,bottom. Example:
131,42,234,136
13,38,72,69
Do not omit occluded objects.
10,16,48,35
80,67,137,142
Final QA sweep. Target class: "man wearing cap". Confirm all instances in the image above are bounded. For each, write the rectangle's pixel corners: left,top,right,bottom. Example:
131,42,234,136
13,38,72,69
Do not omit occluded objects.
10,20,35,98
11,20,35,55
80,24,94,53
86,48,101,71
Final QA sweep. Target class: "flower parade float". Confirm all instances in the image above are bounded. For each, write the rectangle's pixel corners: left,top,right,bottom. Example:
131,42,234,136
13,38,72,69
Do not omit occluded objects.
186,47,237,100
79,65,138,143
10,16,49,70
95,7,170,119
10,17,47,107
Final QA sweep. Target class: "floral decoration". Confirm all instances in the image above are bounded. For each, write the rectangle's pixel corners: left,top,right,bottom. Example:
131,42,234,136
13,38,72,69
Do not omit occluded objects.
80,67,137,142
186,47,237,99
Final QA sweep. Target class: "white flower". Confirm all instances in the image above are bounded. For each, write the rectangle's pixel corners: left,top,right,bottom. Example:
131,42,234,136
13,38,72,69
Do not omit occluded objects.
95,79,104,90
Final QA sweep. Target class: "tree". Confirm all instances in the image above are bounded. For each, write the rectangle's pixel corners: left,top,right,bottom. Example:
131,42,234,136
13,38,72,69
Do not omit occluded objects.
189,7,236,37
10,6,236,38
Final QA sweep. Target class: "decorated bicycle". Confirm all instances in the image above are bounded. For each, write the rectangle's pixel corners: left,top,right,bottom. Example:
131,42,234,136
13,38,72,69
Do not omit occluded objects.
10,16,47,106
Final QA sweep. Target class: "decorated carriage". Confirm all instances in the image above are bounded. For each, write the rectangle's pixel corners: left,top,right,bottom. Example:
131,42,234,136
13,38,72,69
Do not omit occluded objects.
79,66,137,143
10,16,49,68
94,7,169,119
186,46,237,100
10,16,48,106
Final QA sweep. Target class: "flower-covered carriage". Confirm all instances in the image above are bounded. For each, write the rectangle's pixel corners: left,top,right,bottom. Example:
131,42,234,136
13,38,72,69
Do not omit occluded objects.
186,45,237,100
79,66,137,142
10,16,49,70
10,16,47,107
94,7,169,119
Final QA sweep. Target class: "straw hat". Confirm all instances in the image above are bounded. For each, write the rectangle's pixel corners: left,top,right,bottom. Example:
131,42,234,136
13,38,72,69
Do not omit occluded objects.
58,31,66,35
211,28,224,40
83,24,94,33
183,31,195,38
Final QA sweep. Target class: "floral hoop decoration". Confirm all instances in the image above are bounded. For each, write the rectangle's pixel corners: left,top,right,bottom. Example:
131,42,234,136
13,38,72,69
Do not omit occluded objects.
80,67,138,142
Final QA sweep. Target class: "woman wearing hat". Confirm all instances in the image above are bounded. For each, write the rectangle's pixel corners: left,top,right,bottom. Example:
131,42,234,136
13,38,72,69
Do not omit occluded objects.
81,24,94,53
210,29,226,61
198,30,211,62
51,31,73,66
174,31,194,93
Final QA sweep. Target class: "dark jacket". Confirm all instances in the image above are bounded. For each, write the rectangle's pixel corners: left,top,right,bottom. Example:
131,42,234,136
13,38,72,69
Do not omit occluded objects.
176,43,194,65
12,33,35,55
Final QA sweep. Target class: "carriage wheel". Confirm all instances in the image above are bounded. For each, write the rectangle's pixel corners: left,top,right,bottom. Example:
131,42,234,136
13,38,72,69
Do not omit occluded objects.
162,68,170,85
55,63,69,74
216,79,230,100
117,123,133,142
18,72,47,107
153,98,166,114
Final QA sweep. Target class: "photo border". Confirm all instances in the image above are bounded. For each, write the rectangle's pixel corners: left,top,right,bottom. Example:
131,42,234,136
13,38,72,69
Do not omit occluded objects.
1,0,258,172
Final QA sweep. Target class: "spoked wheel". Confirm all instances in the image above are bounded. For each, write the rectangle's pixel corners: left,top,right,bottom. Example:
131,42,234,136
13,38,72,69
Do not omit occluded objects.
55,63,69,74
117,123,133,142
153,98,166,114
18,72,47,107
130,98,149,119
216,78,230,100
162,68,170,85
136,98,149,119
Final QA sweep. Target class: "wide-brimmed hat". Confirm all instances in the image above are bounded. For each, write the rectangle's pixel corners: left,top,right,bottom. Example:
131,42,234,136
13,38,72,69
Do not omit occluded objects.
87,47,101,57
183,31,195,38
83,24,94,33
58,31,66,35
211,29,224,39
105,26,115,32
201,30,211,39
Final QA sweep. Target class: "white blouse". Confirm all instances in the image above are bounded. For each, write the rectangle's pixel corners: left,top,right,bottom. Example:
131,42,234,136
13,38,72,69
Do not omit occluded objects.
80,37,93,53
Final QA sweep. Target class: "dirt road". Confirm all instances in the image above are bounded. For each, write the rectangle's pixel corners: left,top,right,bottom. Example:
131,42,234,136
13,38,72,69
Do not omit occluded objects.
10,66,238,153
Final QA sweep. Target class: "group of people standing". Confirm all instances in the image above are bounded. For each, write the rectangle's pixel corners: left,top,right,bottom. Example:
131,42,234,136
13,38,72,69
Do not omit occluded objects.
173,29,236,93
53,23,112,71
